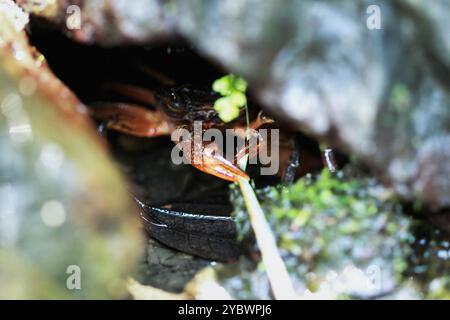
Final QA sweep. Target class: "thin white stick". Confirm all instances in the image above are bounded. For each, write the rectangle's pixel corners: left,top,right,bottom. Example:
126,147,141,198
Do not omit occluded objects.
238,177,297,299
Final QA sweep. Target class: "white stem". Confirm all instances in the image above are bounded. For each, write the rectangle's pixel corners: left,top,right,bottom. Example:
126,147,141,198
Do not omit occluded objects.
238,177,297,300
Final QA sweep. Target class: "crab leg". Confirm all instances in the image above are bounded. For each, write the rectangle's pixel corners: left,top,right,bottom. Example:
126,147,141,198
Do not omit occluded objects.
90,102,175,137
104,83,158,106
138,65,176,86
233,111,275,139
233,111,275,163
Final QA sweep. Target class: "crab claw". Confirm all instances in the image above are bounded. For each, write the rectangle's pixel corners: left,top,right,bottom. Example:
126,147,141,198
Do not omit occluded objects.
191,142,250,183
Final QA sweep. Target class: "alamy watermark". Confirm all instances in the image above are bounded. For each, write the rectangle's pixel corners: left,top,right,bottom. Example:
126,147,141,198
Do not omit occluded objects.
366,4,382,30
23,3,382,32
66,265,81,290
66,5,81,30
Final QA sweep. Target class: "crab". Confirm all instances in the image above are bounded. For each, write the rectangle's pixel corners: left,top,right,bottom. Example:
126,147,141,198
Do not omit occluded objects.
90,82,274,183
88,75,339,261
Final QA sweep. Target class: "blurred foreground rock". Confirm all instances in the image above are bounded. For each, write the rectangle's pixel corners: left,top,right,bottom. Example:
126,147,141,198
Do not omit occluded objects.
0,1,142,299
18,0,450,210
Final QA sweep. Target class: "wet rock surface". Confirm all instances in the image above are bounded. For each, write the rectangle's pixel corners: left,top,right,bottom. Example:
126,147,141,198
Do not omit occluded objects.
18,0,450,210
135,238,210,293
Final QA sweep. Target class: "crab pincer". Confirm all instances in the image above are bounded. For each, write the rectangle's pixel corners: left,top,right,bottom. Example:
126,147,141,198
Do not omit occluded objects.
194,142,250,183
176,136,250,183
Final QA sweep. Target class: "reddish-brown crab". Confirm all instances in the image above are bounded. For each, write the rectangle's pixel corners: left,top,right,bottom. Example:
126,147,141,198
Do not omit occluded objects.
90,82,273,182
87,78,339,261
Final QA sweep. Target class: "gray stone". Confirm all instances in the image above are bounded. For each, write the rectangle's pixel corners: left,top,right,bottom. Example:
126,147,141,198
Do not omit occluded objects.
19,0,450,209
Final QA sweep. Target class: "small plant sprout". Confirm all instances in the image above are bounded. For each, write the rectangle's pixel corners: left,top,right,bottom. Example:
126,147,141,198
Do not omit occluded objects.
213,76,294,298
212,74,251,170
212,74,248,123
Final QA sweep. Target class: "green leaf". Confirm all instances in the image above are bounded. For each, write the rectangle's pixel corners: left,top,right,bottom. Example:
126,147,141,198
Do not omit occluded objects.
213,74,248,95
234,77,248,93
218,105,240,123
214,96,233,111
229,91,247,107
212,75,233,96
214,97,240,123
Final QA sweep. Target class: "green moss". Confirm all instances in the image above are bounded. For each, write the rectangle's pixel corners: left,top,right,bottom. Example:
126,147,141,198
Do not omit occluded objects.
222,169,449,299
390,83,411,112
